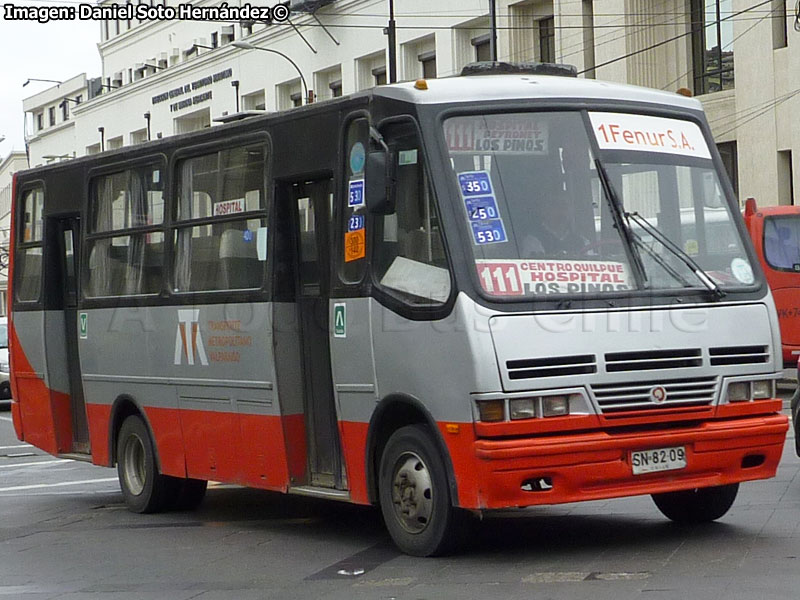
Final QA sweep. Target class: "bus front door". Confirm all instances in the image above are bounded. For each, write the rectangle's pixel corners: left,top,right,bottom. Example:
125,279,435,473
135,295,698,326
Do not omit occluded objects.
47,216,89,454
287,177,344,489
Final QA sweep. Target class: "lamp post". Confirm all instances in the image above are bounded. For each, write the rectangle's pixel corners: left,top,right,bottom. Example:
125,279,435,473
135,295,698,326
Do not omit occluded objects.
231,41,309,105
386,0,397,83
22,78,62,87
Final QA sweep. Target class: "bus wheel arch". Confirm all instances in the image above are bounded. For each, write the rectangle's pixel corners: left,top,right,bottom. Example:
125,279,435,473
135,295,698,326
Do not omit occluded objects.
108,396,158,469
365,394,459,508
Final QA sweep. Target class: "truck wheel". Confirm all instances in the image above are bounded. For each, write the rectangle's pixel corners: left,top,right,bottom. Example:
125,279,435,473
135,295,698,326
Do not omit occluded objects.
378,425,467,556
652,483,739,523
116,415,171,514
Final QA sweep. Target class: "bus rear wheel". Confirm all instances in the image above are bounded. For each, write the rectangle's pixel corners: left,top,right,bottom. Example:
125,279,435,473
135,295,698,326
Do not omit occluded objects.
652,483,739,523
116,415,171,514
378,425,467,557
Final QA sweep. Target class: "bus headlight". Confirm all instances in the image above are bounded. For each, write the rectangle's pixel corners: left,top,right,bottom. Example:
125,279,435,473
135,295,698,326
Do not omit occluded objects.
542,395,570,417
509,398,536,420
727,380,775,402
752,380,773,399
727,382,750,402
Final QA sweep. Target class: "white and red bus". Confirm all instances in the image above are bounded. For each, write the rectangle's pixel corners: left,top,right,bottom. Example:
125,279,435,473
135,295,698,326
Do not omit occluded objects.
9,65,788,556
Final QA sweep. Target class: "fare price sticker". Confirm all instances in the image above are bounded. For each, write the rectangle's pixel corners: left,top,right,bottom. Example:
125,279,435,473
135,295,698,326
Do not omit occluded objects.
589,112,711,159
457,171,508,246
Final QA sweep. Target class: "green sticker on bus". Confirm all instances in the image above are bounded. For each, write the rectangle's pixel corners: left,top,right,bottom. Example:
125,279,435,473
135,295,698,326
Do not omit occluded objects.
333,303,346,338
79,313,88,339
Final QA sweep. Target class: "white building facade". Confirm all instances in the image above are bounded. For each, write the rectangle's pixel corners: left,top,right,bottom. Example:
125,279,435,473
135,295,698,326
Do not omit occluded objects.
22,0,800,207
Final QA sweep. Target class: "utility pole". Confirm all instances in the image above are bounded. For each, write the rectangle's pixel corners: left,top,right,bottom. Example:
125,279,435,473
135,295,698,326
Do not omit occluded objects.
489,0,497,61
387,0,397,83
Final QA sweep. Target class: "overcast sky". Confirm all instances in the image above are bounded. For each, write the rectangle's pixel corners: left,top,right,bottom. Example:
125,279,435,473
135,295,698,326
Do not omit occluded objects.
0,16,101,158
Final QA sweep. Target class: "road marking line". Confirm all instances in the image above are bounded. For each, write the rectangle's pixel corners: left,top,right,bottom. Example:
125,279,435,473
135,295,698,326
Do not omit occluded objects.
0,459,73,469
0,416,12,422
0,478,118,492
0,444,32,450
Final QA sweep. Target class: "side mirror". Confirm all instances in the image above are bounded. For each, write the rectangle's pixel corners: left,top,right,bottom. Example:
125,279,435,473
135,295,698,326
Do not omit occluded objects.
365,150,395,215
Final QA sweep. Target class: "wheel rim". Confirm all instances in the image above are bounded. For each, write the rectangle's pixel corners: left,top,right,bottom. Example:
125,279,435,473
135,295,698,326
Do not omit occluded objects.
121,433,146,496
390,451,434,534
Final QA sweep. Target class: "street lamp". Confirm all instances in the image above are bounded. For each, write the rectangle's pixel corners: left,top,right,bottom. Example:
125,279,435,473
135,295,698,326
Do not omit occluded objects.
231,41,309,105
23,78,62,87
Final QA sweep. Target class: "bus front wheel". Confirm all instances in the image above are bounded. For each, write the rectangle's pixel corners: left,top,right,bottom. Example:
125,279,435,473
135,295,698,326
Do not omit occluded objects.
652,483,739,523
116,415,171,514
378,425,467,556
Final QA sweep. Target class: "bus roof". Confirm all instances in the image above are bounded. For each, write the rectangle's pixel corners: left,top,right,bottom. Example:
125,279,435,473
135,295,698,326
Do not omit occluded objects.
374,74,704,111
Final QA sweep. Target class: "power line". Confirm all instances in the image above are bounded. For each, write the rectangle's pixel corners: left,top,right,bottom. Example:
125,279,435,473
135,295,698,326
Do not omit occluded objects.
576,0,774,76
659,0,777,93
715,88,800,139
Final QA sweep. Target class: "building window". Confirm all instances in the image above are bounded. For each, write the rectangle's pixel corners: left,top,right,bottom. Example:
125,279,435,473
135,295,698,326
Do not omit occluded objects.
539,17,555,63
373,66,387,86
691,0,735,94
290,92,302,107
211,32,218,48
329,80,343,98
717,141,738,197
778,150,794,206
241,20,253,37
472,34,492,62
772,0,788,49
61,101,69,121
419,51,437,78
36,113,43,131
48,107,56,127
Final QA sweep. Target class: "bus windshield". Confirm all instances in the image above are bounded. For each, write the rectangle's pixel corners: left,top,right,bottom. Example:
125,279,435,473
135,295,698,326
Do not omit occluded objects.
443,111,756,298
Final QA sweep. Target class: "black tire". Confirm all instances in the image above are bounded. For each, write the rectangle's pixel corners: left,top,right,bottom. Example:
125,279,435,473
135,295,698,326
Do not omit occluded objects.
116,415,171,514
652,483,739,524
168,478,208,511
378,425,468,557
0,381,11,400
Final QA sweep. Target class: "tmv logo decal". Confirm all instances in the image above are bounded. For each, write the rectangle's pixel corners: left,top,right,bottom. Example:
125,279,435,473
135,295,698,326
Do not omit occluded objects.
174,309,209,366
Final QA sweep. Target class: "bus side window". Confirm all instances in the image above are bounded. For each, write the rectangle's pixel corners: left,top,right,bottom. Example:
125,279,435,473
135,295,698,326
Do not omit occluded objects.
16,187,45,303
372,121,451,306
86,166,164,298
173,144,267,293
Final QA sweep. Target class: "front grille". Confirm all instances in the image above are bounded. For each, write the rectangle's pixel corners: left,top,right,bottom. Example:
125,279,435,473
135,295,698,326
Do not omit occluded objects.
709,345,769,366
590,376,718,412
506,354,597,380
604,348,702,372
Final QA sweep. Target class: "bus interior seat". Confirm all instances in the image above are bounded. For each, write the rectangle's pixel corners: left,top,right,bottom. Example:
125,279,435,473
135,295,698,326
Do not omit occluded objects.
219,228,259,289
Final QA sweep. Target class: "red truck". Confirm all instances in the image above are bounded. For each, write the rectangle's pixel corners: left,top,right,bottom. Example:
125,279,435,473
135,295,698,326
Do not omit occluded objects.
743,198,800,366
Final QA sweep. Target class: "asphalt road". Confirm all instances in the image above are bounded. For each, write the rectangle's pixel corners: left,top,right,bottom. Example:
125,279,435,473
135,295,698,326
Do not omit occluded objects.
1,395,799,600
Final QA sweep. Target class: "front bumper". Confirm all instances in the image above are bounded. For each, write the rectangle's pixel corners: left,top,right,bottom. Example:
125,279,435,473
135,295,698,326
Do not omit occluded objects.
465,412,787,510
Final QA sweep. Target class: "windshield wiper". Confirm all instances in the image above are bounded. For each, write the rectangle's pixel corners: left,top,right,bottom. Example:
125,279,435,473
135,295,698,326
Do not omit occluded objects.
626,211,726,300
627,228,694,288
594,159,648,290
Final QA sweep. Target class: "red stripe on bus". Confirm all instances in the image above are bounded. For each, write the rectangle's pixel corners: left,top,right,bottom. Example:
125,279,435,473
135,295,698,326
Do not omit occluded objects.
9,322,73,455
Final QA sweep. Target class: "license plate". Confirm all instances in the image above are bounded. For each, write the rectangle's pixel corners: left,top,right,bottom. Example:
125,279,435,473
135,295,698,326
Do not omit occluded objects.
631,446,687,475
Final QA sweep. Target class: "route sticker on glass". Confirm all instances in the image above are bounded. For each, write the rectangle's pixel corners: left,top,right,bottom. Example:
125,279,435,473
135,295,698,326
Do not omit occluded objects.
476,259,632,296
348,179,365,208
79,312,88,339
470,220,507,245
347,214,365,232
349,142,366,175
344,229,366,262
458,171,493,197
730,257,754,284
464,196,500,221
589,112,711,159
